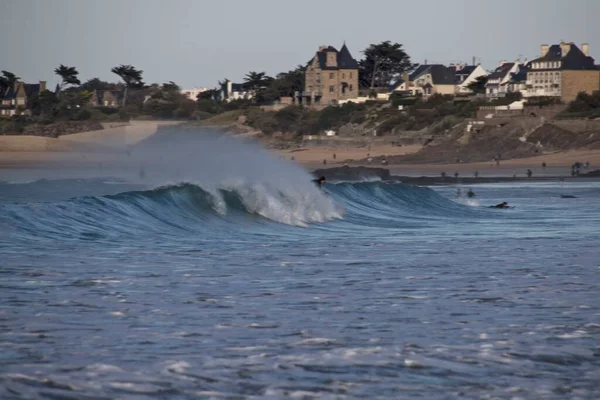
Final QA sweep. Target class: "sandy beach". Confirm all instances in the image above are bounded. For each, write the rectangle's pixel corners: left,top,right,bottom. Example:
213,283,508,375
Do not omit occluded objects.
2,124,600,179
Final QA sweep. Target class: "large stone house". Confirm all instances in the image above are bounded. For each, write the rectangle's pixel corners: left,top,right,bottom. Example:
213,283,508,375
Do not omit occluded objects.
0,81,47,116
525,42,599,101
299,44,359,105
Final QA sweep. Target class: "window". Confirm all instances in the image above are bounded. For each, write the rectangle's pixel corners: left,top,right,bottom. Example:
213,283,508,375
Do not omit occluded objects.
349,84,353,91
350,72,353,79
329,73,334,79
329,85,334,93
342,73,346,79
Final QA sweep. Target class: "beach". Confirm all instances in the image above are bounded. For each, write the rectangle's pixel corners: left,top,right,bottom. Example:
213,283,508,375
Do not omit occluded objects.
1,124,600,179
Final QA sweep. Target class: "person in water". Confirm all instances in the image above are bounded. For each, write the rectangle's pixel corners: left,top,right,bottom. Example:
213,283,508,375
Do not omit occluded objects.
467,188,475,198
313,176,326,188
491,201,510,209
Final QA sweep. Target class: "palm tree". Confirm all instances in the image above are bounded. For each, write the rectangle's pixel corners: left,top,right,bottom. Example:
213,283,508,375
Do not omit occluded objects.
110,64,144,106
54,64,81,92
0,70,20,94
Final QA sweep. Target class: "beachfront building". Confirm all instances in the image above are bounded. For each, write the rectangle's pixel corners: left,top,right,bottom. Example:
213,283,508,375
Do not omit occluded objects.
524,42,599,101
180,87,209,100
394,64,456,98
215,80,253,102
485,62,522,99
0,81,47,116
455,64,489,94
298,44,359,106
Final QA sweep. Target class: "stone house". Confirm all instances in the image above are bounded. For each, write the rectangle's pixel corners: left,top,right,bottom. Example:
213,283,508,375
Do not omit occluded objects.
525,42,599,101
0,81,47,116
299,44,359,105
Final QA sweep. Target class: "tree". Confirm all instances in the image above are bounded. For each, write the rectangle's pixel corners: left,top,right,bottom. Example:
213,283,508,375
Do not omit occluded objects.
466,75,488,94
28,90,58,118
0,70,20,94
80,78,116,92
358,41,415,89
54,64,81,91
162,81,180,92
110,64,144,106
243,71,273,92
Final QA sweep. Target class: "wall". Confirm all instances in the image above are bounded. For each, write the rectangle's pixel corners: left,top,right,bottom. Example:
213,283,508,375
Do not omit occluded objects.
561,70,600,102
304,57,320,93
434,84,457,96
338,69,359,101
320,69,339,105
552,119,600,132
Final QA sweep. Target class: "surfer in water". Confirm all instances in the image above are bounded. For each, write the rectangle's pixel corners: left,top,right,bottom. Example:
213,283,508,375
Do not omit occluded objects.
313,176,326,188
467,188,476,198
490,201,510,209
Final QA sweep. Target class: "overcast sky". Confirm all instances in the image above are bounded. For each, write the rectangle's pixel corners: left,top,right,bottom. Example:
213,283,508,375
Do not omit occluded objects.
1,0,598,89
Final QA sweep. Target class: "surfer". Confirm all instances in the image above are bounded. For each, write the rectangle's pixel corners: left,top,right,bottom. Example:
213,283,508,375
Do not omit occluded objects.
490,201,510,209
467,189,476,198
313,176,326,188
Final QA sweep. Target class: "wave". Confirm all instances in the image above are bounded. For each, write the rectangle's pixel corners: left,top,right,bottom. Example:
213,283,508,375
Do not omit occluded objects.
0,180,488,243
0,181,344,243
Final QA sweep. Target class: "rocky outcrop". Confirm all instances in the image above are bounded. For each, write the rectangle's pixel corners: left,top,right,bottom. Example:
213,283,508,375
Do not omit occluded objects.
313,165,393,181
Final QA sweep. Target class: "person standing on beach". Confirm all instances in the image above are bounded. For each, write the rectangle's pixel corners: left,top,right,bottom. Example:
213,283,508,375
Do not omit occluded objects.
527,169,532,178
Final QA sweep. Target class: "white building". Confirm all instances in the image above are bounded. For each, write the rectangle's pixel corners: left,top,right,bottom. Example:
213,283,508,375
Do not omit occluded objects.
180,87,209,100
216,80,254,102
485,62,521,98
455,65,489,94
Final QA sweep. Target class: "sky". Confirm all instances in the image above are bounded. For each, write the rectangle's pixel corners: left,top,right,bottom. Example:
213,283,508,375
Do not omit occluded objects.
1,0,599,89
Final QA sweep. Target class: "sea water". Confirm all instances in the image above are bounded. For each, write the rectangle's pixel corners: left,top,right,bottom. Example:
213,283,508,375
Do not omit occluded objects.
1,129,599,399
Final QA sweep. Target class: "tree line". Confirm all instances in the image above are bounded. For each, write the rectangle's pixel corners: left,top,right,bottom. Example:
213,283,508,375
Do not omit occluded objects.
0,41,416,121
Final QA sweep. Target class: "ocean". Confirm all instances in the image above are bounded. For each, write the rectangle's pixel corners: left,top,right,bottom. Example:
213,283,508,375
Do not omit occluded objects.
1,129,599,399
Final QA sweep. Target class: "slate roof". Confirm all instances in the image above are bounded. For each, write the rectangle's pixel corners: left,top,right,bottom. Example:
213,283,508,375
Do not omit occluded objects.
23,83,41,97
529,44,595,70
428,65,457,85
3,85,16,99
509,65,528,83
308,44,359,70
231,83,245,92
455,65,477,83
389,64,457,91
487,63,515,80
455,65,477,76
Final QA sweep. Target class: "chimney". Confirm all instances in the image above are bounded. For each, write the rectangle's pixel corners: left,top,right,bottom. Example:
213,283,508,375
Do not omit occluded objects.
541,44,549,57
582,43,589,56
560,42,572,57
318,45,328,51
39,81,46,91
472,56,476,66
